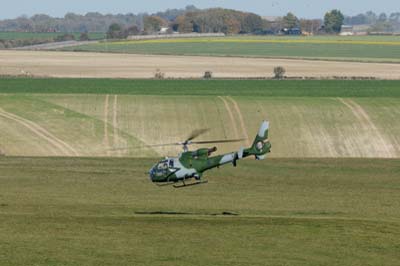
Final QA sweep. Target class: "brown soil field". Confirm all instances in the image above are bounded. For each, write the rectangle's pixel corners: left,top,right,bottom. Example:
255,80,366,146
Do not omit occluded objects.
1,50,400,79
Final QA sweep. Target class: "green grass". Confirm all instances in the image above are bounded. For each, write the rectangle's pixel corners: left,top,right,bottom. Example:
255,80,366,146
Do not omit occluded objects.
62,36,400,62
0,31,105,41
1,78,400,97
0,157,399,266
1,76,400,264
1,79,400,158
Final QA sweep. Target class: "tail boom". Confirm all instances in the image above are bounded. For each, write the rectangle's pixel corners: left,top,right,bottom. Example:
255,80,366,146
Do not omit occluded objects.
204,121,271,171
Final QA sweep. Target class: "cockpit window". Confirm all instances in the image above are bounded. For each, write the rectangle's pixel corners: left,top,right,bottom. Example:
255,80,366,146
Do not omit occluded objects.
169,160,174,168
157,160,168,170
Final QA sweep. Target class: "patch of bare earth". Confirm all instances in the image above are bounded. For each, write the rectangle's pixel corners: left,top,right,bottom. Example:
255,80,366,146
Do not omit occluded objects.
1,50,400,79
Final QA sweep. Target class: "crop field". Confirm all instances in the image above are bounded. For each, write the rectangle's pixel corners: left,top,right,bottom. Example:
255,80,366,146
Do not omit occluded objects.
1,78,400,157
2,50,400,79
64,36,400,63
0,157,399,265
0,31,105,40
1,77,400,265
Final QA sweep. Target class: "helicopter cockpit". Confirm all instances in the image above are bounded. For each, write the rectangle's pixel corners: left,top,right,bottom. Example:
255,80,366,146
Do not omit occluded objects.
149,159,175,182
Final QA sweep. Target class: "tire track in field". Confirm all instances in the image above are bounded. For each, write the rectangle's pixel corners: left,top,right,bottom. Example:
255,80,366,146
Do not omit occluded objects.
103,95,111,155
218,96,240,140
0,108,78,156
337,98,395,158
226,96,250,146
112,95,122,156
0,114,58,156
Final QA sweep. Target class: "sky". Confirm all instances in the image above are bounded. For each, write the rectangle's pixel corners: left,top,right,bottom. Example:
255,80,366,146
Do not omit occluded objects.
0,0,398,20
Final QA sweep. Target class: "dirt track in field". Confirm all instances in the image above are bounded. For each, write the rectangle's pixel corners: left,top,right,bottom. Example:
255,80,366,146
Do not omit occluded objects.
1,50,400,79
0,107,78,156
103,95,110,156
337,98,396,158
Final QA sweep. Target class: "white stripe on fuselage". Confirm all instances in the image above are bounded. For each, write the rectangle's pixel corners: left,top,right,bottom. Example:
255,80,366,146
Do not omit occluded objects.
220,153,236,165
174,158,197,179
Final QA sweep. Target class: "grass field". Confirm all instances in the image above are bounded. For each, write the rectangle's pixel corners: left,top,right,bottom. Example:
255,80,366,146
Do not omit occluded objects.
0,78,400,157
64,36,400,62
0,157,399,265
0,31,105,41
1,77,400,265
1,78,400,97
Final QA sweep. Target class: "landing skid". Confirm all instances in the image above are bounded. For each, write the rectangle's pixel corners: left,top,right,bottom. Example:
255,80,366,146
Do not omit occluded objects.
173,180,208,188
156,182,176,187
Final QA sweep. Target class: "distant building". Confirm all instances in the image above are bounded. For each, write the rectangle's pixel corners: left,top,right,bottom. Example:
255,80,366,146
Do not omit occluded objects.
340,25,369,36
352,25,369,35
281,27,302,35
340,25,354,36
159,27,170,34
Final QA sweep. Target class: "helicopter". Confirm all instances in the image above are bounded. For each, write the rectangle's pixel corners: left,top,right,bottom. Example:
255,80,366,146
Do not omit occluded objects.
147,121,271,188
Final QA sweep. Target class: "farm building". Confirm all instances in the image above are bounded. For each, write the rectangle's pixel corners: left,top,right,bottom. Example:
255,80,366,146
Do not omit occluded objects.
340,25,354,35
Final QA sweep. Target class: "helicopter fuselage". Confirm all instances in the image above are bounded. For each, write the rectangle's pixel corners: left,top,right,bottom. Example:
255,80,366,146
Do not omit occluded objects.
149,148,226,183
148,121,271,187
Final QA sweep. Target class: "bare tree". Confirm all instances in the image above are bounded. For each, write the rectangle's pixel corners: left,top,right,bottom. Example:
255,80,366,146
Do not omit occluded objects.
203,71,213,79
274,66,286,79
154,69,165,79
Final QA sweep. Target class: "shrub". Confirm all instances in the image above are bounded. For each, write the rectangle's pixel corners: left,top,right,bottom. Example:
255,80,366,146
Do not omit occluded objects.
274,66,286,79
154,69,165,79
203,71,213,79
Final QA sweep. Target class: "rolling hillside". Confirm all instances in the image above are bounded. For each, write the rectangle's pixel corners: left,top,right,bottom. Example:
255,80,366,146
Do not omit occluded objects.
0,79,399,158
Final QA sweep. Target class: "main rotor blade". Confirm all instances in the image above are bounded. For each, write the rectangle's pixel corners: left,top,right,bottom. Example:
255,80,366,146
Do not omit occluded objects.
186,128,210,142
108,142,181,151
190,138,247,145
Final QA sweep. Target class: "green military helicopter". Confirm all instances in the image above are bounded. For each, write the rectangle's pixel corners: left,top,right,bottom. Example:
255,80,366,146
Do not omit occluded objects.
147,121,271,188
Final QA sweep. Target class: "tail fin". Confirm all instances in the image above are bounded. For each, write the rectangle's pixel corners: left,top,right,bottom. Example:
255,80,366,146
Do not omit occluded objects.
244,121,271,160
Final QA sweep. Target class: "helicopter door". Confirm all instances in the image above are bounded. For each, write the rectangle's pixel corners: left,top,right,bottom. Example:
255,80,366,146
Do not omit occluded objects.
169,159,174,168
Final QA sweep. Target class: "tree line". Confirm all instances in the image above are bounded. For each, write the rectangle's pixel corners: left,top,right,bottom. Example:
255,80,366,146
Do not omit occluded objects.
1,6,399,40
0,6,198,33
0,12,144,33
344,11,400,32
110,8,345,37
0,33,91,49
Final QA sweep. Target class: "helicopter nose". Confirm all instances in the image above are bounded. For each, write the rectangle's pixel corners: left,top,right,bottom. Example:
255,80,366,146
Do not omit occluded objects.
149,168,155,182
